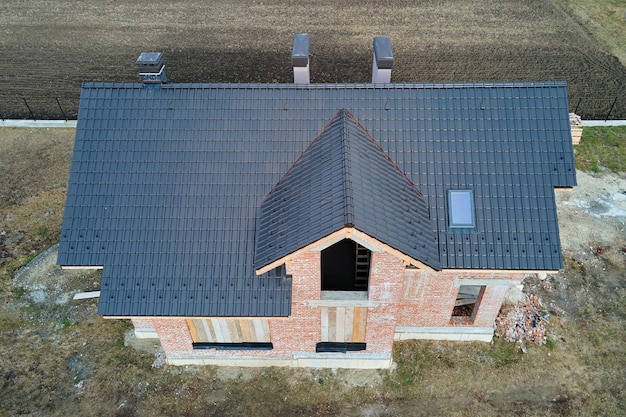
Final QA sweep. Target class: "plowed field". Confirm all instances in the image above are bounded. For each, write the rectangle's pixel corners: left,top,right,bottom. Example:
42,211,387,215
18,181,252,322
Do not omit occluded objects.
1,0,625,119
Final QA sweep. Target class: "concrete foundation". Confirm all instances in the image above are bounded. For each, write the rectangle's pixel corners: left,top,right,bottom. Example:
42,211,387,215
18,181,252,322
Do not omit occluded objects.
167,352,392,369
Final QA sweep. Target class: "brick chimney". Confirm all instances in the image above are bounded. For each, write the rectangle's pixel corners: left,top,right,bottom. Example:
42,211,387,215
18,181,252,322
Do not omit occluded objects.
136,52,167,87
292,33,310,84
372,37,394,84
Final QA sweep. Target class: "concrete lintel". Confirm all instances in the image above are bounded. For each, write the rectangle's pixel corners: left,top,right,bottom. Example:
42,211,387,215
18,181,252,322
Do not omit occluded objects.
134,328,158,339
454,278,522,287
306,299,381,308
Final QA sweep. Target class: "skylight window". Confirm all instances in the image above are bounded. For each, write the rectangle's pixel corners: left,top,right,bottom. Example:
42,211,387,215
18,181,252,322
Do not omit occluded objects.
448,190,475,229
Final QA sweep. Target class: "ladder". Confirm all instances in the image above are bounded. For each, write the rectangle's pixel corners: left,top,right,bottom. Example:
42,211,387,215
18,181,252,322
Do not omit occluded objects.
354,244,370,290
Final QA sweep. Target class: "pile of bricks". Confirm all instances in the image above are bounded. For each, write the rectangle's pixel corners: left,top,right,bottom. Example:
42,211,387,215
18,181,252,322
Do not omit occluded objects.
495,293,547,349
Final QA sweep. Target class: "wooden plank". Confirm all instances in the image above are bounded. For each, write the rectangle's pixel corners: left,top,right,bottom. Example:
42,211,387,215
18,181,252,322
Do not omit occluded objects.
321,307,329,342
211,319,225,342
187,319,200,343
344,306,354,342
253,319,271,342
198,319,212,342
226,320,241,343
240,319,253,342
352,307,367,342
205,319,217,342
336,306,346,342
328,307,336,341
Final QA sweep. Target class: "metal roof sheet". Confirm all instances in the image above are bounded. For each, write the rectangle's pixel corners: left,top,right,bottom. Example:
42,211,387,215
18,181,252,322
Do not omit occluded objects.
58,81,576,317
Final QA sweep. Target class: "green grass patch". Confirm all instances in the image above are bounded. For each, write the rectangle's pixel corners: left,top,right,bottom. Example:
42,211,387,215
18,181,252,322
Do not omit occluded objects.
486,339,521,368
575,126,626,173
564,0,626,67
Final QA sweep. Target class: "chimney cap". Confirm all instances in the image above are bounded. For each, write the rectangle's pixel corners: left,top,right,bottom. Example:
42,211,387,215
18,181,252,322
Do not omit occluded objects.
136,52,164,72
291,33,310,67
373,37,394,69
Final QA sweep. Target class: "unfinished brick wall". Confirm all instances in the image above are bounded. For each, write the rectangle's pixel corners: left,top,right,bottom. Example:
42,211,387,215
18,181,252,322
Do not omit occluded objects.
397,270,521,328
397,270,457,326
364,251,405,353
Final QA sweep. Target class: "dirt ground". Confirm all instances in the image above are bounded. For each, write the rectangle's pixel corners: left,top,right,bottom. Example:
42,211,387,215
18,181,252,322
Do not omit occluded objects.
1,0,626,120
1,127,625,416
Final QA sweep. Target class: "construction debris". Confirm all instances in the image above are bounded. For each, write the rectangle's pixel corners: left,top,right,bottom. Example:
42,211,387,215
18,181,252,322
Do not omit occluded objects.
495,293,547,350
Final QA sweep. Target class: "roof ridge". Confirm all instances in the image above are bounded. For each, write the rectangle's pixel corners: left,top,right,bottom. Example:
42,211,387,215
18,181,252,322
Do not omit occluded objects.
340,109,355,227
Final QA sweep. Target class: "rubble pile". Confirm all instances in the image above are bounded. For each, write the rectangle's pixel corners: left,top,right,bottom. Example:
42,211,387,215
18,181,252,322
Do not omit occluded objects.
495,293,547,349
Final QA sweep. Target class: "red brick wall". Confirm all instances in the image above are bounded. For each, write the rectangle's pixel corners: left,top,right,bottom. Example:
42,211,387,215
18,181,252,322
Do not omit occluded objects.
397,270,521,327
397,270,457,326
363,251,405,353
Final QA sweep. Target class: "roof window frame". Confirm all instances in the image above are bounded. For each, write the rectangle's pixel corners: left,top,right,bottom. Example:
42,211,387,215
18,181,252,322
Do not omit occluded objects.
448,189,476,230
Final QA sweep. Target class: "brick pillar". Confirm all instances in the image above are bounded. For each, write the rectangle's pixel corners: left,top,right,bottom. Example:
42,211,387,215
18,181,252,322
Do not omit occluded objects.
365,252,404,353
473,285,510,327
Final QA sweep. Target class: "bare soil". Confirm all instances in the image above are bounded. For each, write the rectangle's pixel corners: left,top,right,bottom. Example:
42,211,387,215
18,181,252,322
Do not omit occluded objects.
1,0,626,120
1,127,625,416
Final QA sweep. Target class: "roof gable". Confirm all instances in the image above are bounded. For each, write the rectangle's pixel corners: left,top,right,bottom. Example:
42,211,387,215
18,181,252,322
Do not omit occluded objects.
255,109,440,270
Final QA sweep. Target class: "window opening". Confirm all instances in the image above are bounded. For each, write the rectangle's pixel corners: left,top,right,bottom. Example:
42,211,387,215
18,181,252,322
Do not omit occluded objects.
321,239,370,292
450,285,485,325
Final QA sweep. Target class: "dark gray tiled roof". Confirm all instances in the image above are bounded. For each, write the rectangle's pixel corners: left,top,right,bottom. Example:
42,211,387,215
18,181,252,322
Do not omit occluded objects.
58,82,576,317
255,109,440,270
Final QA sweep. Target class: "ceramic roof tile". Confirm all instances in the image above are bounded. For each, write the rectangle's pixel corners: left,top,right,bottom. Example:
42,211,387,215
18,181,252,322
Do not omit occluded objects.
58,82,575,317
